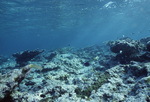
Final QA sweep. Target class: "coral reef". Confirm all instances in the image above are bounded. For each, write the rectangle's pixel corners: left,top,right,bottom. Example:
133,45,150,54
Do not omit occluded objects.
0,64,38,101
0,36,150,102
13,49,44,66
0,56,8,65
107,37,143,55
107,37,150,63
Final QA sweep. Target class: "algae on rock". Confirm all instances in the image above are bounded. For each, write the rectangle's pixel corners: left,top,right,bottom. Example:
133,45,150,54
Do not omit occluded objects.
75,73,110,98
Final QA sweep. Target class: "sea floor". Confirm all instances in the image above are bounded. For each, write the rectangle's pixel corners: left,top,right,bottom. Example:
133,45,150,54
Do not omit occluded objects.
0,37,150,102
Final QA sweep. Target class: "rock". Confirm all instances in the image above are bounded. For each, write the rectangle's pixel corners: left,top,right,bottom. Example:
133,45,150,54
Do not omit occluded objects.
107,37,146,63
0,56,8,65
13,49,44,66
125,63,148,77
140,37,150,52
147,41,150,51
0,64,34,101
44,52,57,61
107,37,143,56
125,76,150,102
84,61,90,67
140,37,150,44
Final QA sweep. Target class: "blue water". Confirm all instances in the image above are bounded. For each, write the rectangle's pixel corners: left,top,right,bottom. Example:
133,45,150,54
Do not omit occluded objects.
0,0,150,55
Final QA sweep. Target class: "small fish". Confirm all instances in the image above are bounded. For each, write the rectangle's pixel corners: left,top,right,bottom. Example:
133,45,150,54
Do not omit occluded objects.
120,50,123,54
30,64,43,70
23,64,42,71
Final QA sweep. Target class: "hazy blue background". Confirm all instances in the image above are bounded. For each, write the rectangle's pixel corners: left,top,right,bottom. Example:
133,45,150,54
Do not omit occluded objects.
0,0,150,55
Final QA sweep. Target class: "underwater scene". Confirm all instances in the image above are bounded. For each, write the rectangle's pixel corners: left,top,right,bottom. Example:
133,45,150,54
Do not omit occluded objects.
0,0,150,102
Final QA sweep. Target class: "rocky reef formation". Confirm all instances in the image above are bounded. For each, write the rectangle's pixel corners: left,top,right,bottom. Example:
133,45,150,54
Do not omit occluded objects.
0,64,39,102
107,37,150,64
140,37,150,51
12,49,44,67
0,56,9,65
0,36,150,102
